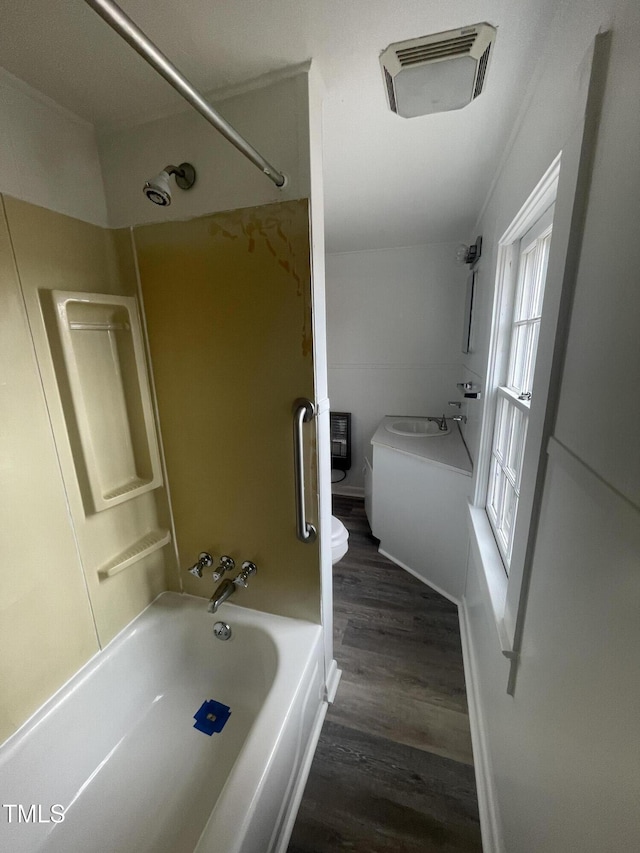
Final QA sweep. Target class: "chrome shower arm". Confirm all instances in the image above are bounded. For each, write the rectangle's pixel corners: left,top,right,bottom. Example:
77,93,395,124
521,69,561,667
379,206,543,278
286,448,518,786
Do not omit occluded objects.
83,0,287,188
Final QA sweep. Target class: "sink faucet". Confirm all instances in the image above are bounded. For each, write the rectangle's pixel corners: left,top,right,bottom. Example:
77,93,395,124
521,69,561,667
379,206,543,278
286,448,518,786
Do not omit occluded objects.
438,414,448,431
208,561,257,613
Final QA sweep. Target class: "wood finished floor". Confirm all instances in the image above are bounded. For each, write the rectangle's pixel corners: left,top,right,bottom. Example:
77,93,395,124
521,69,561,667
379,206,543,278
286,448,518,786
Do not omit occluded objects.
287,496,482,853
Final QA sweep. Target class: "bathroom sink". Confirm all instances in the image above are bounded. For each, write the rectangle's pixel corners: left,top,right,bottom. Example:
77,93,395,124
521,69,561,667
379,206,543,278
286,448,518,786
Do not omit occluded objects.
385,419,449,437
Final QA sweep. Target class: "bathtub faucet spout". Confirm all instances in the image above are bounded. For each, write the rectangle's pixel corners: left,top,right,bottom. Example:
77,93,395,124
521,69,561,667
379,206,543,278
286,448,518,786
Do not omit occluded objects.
208,561,257,613
208,579,236,613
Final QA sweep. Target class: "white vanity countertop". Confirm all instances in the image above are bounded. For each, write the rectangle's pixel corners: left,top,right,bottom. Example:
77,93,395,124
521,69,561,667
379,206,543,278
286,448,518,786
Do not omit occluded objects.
371,417,473,477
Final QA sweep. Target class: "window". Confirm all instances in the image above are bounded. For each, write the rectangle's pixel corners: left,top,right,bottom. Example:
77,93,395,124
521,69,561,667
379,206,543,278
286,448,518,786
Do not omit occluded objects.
486,205,554,571
467,153,563,661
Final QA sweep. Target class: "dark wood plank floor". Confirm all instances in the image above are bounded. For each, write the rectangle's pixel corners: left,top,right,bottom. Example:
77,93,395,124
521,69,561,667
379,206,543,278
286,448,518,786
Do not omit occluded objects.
287,495,482,853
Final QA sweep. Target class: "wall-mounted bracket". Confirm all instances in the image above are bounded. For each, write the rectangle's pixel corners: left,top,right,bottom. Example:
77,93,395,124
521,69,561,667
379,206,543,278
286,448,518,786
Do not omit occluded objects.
457,381,482,399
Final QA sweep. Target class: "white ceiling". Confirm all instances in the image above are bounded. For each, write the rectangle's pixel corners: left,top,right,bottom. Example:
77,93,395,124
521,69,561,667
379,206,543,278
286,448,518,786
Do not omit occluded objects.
0,0,559,252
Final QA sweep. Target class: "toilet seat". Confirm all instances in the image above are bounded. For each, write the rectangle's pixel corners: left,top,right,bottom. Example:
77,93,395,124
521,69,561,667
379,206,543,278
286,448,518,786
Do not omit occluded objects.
330,515,349,565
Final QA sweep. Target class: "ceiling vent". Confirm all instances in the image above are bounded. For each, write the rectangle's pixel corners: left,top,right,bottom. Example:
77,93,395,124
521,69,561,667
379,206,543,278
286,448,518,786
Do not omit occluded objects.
380,23,496,118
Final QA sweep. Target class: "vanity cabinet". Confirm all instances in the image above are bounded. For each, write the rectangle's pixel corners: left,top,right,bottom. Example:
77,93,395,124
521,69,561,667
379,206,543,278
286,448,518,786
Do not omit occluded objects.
370,418,472,602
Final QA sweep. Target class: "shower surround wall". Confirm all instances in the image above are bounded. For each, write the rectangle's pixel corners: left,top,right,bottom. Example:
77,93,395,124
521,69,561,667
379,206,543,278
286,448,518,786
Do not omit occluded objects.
0,199,96,745
0,197,178,744
135,199,321,622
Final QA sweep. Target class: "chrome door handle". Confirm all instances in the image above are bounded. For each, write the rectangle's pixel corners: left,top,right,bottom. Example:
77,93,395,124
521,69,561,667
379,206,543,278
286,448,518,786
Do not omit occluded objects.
293,398,317,543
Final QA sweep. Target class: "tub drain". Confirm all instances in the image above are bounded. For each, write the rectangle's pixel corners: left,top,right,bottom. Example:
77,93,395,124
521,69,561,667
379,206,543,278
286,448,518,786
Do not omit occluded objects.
213,621,232,640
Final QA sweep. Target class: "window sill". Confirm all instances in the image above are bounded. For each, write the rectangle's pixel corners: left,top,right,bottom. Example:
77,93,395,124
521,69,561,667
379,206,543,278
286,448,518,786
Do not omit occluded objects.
466,504,516,659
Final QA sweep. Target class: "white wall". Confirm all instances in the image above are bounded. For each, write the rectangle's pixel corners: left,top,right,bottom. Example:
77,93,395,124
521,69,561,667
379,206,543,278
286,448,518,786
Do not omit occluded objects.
98,69,311,228
0,68,107,225
0,62,313,233
326,243,467,492
462,0,640,850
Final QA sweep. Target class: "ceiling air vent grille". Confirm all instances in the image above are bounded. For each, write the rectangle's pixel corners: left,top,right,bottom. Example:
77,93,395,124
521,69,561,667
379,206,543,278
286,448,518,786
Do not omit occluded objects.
473,44,492,98
396,34,477,67
383,65,398,114
379,22,496,118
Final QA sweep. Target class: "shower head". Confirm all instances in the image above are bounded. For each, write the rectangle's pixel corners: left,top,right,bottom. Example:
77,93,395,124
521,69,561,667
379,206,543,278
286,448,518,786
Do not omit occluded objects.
144,170,172,206
143,162,196,206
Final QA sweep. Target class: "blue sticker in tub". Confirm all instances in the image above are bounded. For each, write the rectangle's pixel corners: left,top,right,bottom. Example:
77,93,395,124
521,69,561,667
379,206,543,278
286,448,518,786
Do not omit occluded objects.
193,700,231,736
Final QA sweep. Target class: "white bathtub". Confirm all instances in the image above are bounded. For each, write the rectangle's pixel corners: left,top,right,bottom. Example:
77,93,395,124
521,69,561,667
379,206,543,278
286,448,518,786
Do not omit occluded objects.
0,592,326,853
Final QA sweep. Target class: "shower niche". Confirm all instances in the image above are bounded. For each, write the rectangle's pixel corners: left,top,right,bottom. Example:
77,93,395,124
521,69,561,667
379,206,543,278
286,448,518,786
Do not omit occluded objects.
52,290,163,514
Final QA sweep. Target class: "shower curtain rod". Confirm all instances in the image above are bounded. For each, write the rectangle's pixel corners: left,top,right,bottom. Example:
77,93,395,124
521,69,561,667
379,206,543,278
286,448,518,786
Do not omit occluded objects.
83,0,287,188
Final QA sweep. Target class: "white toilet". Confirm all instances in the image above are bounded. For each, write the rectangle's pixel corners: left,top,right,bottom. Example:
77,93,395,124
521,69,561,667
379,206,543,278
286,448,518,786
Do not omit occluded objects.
330,515,349,565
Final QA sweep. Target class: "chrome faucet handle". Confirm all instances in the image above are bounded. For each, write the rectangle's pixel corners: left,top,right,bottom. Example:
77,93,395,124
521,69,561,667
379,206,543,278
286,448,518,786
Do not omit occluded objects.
188,551,213,578
234,561,257,588
212,555,235,582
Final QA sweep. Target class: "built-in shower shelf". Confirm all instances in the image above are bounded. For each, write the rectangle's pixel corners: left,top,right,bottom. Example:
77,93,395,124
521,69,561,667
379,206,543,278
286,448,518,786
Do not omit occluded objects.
102,478,154,502
68,321,131,332
99,529,171,578
51,290,163,513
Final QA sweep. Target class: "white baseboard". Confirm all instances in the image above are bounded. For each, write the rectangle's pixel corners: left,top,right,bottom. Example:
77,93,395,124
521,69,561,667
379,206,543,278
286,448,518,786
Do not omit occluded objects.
378,547,460,606
324,658,342,703
331,484,365,498
458,600,503,853
273,699,329,853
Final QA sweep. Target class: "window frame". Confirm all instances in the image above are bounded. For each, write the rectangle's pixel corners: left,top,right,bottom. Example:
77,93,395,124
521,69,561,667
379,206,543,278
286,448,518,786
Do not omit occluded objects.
486,204,554,571
470,154,562,657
